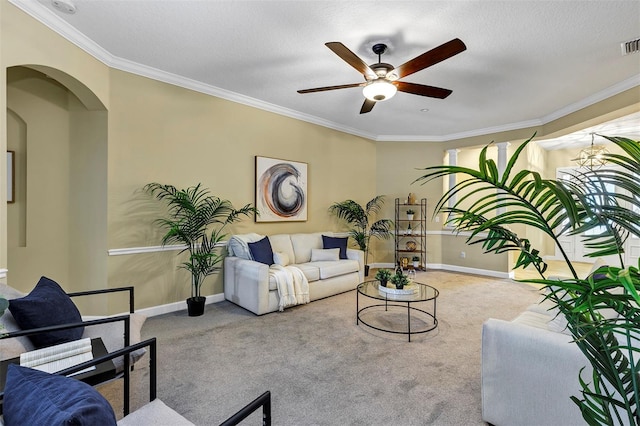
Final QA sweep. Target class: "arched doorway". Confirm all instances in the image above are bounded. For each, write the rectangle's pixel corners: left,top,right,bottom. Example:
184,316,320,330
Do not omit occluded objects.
6,65,108,294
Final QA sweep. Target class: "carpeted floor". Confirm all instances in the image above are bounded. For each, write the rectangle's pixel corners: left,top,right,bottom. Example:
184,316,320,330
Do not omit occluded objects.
100,270,542,425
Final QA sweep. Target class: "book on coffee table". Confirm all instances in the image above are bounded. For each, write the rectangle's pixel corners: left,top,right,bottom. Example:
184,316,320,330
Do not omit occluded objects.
20,337,96,375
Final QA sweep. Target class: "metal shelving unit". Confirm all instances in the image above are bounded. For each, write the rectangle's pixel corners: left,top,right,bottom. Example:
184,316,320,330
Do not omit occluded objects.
394,197,427,271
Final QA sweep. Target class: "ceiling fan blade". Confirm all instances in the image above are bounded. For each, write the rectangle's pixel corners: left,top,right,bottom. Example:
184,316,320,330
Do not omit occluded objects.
297,83,364,94
360,99,376,114
325,42,377,80
392,38,466,80
395,81,453,99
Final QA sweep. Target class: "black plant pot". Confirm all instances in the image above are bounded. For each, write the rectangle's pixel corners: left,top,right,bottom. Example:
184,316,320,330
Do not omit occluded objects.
379,279,388,287
364,265,370,277
187,296,205,317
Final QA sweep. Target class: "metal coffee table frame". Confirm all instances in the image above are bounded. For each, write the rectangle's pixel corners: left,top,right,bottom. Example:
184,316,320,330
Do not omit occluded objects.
356,280,438,342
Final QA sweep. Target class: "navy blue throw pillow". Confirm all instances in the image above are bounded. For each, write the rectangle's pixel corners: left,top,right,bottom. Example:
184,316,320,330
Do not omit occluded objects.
4,364,117,426
8,276,84,348
322,235,348,259
248,237,274,265
589,266,609,281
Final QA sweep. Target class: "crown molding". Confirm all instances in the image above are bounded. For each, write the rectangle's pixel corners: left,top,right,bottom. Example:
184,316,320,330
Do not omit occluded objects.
10,0,639,144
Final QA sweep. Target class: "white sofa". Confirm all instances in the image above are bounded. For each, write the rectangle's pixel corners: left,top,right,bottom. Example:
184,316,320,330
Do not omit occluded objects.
481,299,591,426
224,232,364,315
481,264,635,426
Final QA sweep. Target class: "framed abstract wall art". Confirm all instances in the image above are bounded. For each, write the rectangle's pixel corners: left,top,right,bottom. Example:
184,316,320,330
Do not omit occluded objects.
255,156,307,222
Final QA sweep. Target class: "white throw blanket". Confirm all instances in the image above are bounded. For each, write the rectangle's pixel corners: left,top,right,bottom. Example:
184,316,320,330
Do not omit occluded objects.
269,265,310,311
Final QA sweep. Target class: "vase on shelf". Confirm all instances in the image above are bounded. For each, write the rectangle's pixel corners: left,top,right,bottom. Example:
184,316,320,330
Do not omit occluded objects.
408,193,416,204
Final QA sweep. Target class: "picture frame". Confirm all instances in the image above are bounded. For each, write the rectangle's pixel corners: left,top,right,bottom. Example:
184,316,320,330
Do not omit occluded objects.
255,156,307,222
7,151,14,204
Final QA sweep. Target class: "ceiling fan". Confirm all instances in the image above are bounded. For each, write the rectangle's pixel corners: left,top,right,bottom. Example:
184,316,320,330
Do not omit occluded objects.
298,38,466,114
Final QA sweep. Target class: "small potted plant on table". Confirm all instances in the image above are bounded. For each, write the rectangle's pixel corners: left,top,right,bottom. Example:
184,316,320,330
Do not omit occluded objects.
375,269,392,287
390,270,410,289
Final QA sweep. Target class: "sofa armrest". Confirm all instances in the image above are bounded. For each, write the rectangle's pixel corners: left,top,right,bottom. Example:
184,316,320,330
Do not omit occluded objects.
481,318,589,426
346,249,364,282
224,257,271,315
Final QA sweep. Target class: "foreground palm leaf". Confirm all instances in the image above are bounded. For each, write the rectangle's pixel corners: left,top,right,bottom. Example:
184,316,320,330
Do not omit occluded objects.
415,135,640,425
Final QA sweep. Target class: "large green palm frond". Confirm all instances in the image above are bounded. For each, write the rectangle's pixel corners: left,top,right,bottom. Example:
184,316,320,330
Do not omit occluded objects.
554,137,640,266
555,266,640,425
415,134,584,277
414,134,640,425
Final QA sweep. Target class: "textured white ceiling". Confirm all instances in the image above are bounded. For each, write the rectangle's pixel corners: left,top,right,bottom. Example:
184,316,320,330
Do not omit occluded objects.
10,0,640,141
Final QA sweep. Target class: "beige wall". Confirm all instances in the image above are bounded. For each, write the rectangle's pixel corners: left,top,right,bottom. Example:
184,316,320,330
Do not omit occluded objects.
105,69,376,308
1,1,638,312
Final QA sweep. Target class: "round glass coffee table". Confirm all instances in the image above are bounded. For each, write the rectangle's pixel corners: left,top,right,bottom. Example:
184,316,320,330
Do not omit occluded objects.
356,280,439,342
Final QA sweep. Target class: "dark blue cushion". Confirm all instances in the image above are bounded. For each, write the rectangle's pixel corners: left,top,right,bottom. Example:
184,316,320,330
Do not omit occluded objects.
8,276,84,348
323,235,348,259
3,364,117,426
248,237,274,265
589,266,609,281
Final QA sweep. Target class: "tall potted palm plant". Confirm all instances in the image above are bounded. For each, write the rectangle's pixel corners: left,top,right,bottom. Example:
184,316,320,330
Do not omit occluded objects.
415,135,640,424
329,196,394,276
145,183,256,316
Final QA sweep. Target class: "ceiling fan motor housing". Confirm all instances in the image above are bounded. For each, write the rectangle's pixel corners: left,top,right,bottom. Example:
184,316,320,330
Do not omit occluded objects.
371,63,395,79
298,38,466,113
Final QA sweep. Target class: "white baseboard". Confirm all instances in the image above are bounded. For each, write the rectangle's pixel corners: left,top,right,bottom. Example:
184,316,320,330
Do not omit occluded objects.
137,293,225,318
368,262,512,279
140,263,512,317
432,263,514,279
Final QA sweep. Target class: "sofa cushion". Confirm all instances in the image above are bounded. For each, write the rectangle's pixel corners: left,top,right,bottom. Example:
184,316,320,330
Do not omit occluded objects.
248,237,274,265
8,276,84,348
322,235,348,259
290,233,323,264
310,248,340,262
227,233,264,259
511,310,553,330
292,263,320,282
273,251,290,266
311,260,360,280
269,234,295,264
3,364,117,426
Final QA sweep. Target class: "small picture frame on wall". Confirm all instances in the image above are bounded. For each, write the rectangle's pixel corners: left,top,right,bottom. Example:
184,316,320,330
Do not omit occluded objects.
7,151,15,203
255,156,307,222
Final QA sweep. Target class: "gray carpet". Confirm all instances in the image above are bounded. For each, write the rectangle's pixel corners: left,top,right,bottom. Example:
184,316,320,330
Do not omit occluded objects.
104,271,541,425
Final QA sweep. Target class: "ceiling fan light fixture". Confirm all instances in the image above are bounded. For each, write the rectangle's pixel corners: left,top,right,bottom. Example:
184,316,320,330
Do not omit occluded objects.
362,80,397,102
